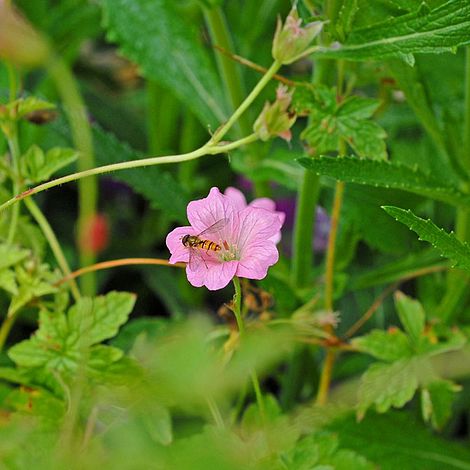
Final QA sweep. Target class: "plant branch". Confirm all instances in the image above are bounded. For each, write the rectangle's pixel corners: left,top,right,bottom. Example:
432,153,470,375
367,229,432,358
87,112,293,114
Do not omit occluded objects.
210,60,281,144
0,134,258,213
56,258,185,286
24,198,81,302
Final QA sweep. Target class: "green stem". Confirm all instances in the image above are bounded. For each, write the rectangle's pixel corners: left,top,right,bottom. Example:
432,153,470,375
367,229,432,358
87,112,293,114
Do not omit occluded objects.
0,134,259,213
47,57,98,296
0,310,18,352
211,60,281,143
0,53,280,214
232,276,265,420
324,181,345,312
291,171,320,288
24,198,81,302
203,5,269,197
6,131,20,245
204,6,248,137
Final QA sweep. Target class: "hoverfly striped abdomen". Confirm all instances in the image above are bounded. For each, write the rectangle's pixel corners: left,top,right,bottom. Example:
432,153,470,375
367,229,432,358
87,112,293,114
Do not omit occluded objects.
182,235,221,252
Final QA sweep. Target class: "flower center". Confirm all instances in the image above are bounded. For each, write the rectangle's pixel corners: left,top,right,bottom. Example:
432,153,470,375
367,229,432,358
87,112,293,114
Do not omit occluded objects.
219,243,240,262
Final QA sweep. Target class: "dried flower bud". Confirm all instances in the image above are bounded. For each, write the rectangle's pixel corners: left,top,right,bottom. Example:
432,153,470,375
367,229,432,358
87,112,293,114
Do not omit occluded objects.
272,7,323,65
253,85,296,142
0,1,50,66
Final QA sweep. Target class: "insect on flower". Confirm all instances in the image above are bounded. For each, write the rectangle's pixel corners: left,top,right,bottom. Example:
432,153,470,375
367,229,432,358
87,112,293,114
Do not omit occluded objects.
181,218,229,270
166,187,284,290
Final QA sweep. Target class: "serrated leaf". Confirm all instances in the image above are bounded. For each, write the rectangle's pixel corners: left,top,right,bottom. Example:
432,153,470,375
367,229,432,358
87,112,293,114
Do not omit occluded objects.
383,206,470,271
421,379,461,430
295,87,387,159
93,126,189,222
8,265,58,316
8,291,136,390
358,356,436,418
394,291,425,345
21,145,78,184
102,0,227,127
67,291,136,347
298,156,470,207
316,0,470,61
0,269,18,296
285,432,374,470
352,329,413,362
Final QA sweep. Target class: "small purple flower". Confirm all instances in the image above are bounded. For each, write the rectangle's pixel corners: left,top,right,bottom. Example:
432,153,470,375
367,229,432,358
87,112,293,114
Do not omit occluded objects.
166,187,283,291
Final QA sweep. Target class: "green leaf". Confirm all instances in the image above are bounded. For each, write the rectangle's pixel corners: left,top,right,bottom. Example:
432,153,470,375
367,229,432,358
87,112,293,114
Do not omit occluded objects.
8,265,58,316
335,0,359,41
394,291,425,344
93,126,189,222
357,356,436,418
8,291,136,390
352,329,413,362
142,404,173,446
0,97,55,121
0,244,29,271
102,0,227,127
284,432,374,470
298,156,470,207
329,411,470,469
0,269,18,296
21,145,78,184
67,291,136,347
294,86,387,159
383,206,470,272
421,379,461,430
316,0,470,62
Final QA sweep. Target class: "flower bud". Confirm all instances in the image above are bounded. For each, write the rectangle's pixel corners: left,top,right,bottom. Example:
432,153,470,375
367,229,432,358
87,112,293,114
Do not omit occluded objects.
0,1,50,66
79,213,110,255
272,7,323,65
253,85,296,142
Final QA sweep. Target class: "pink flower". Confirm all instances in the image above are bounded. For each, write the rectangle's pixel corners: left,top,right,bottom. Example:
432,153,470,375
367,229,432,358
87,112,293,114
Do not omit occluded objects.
166,187,283,291
223,187,285,244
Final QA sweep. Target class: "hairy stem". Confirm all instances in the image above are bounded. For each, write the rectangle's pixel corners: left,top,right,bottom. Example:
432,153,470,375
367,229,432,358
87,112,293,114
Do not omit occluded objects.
0,134,258,213
211,60,281,144
47,57,98,296
324,181,345,312
56,258,184,285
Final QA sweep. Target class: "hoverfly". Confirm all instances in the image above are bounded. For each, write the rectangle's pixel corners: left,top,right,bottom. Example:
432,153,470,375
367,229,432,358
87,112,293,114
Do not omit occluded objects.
181,218,228,270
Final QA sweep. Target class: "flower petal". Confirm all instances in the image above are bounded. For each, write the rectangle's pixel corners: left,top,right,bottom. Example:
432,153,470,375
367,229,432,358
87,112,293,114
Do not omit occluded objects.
186,259,238,290
236,206,283,254
234,206,282,279
187,187,237,244
250,198,286,243
166,226,194,264
224,187,247,211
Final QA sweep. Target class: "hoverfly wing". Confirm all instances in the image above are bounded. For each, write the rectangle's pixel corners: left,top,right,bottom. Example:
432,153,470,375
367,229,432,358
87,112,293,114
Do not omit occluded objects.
197,218,229,238
188,247,204,271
